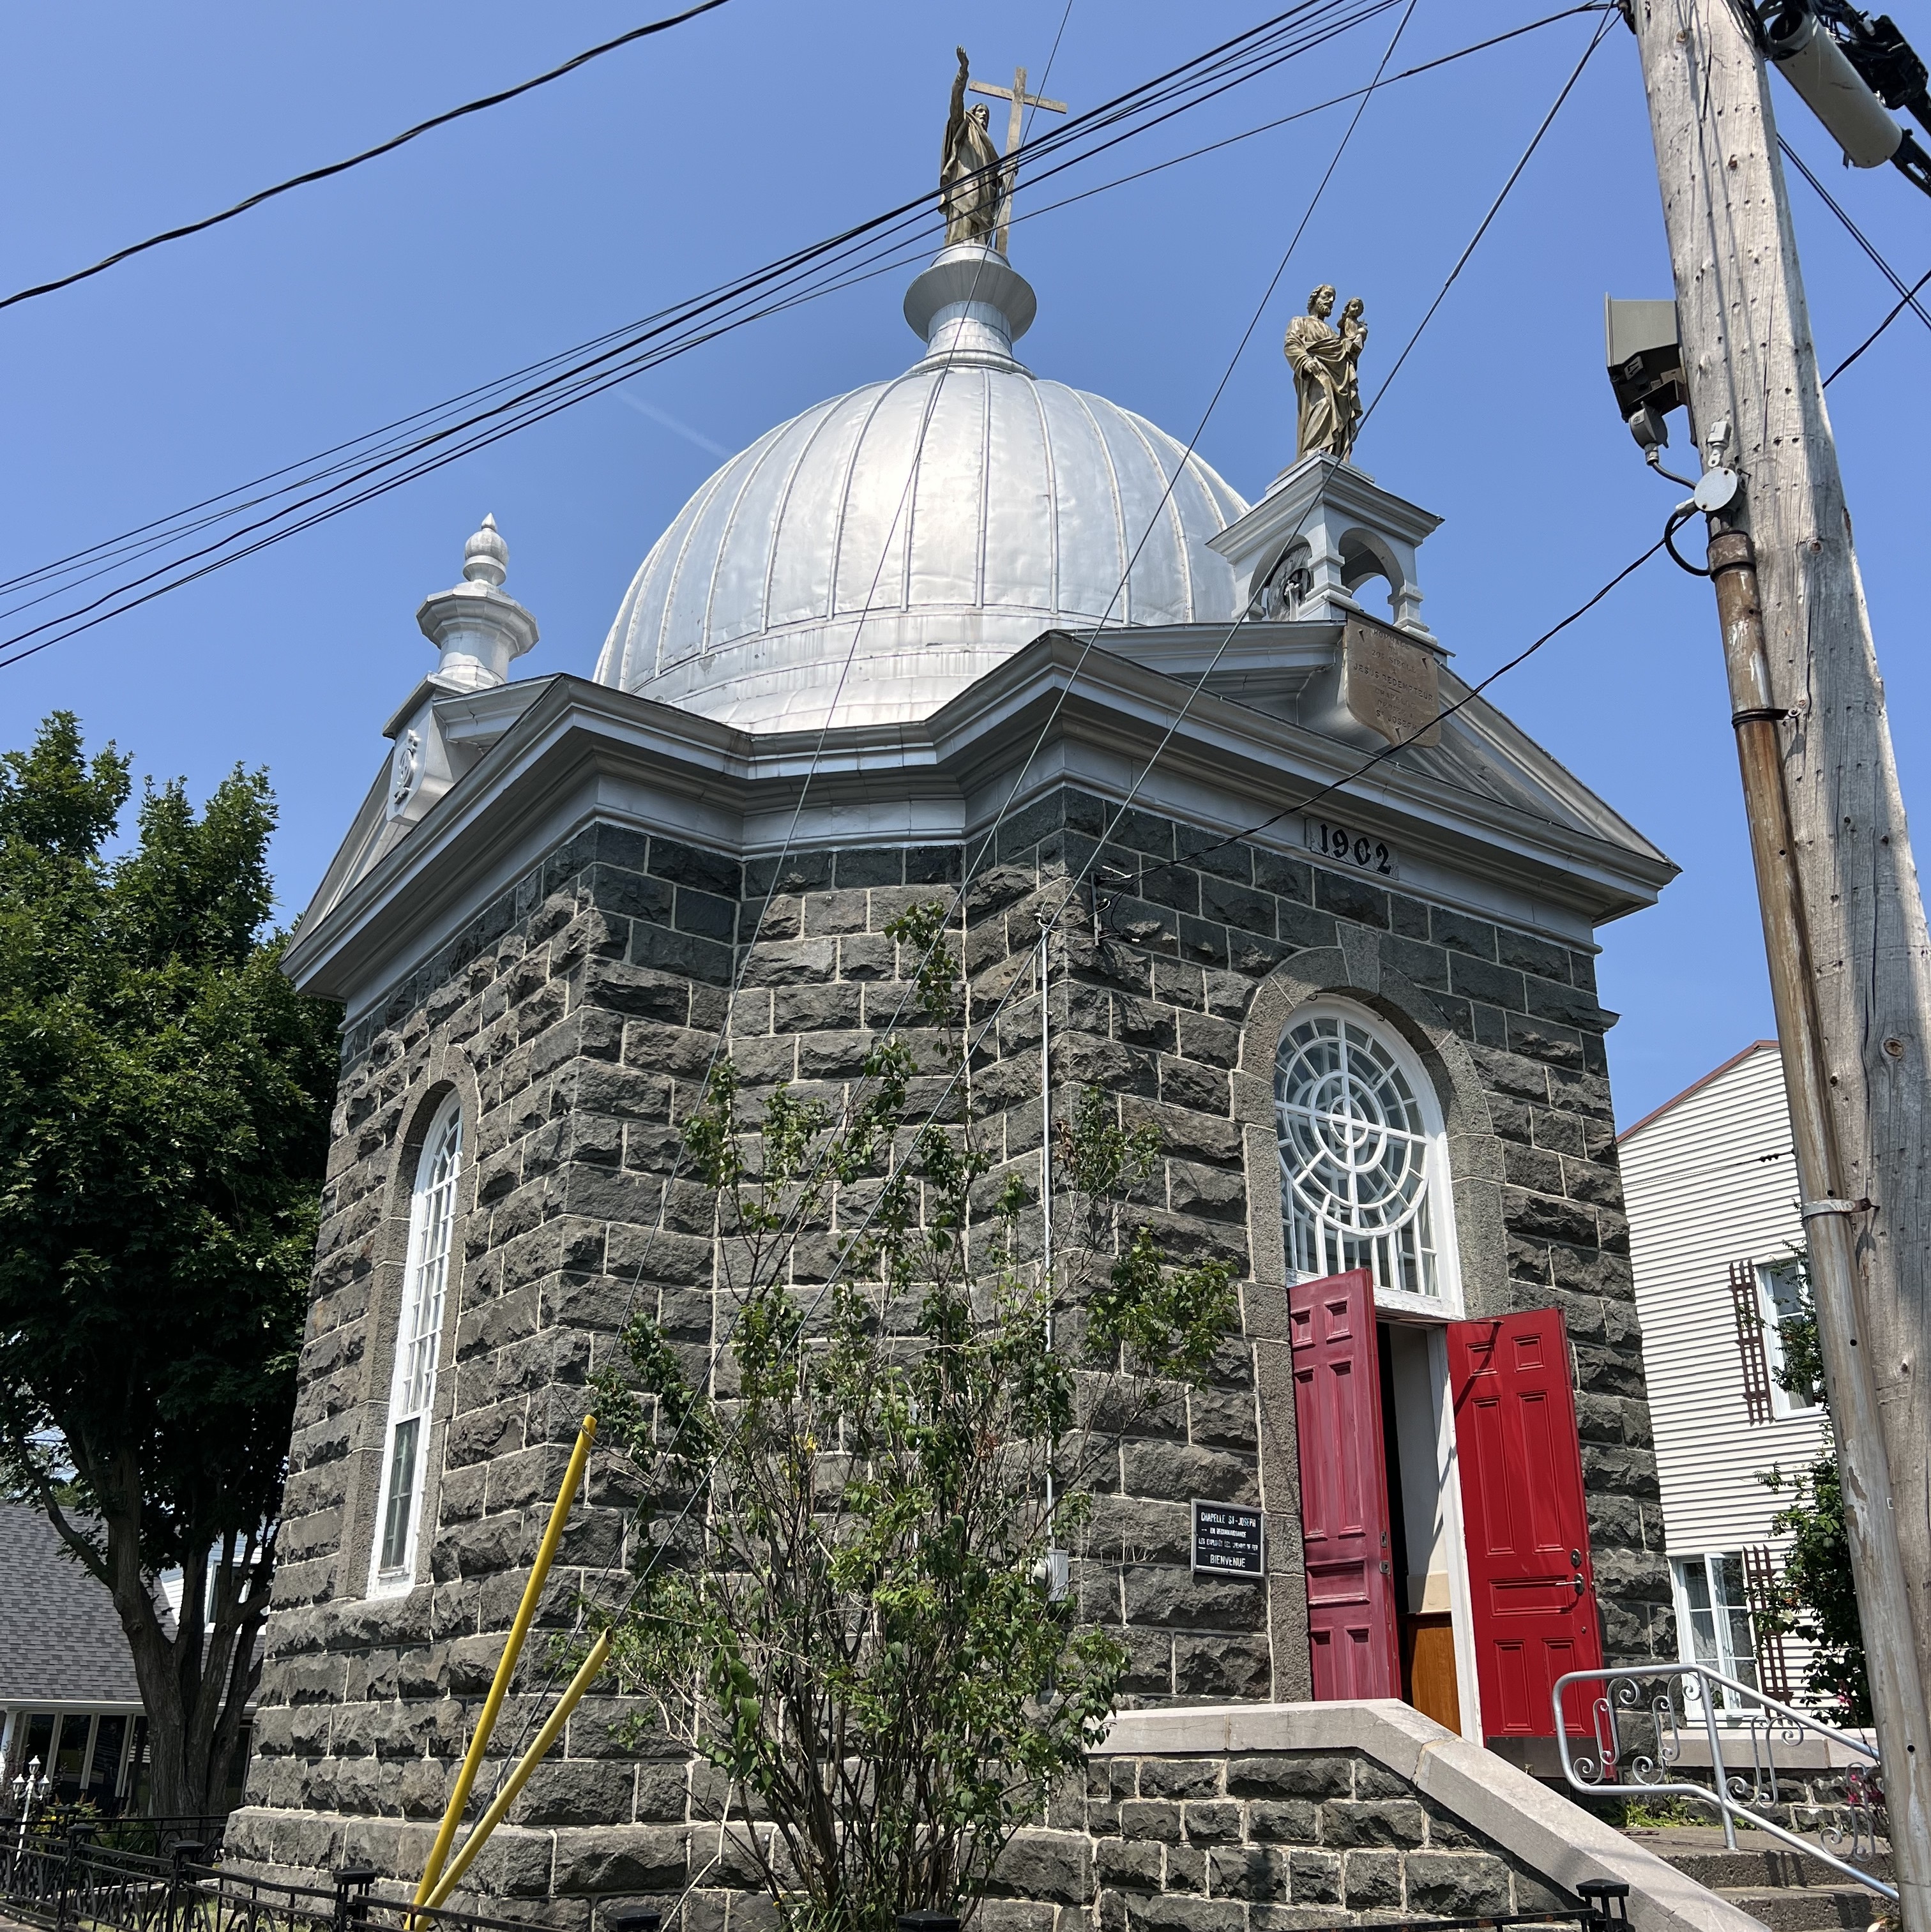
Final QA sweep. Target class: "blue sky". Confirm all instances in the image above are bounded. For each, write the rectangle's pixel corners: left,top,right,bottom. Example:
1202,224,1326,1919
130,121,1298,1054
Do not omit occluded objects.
2,0,1926,1126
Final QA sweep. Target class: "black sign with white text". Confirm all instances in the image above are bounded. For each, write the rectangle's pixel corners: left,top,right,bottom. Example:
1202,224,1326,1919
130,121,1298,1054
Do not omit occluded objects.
1191,1499,1265,1578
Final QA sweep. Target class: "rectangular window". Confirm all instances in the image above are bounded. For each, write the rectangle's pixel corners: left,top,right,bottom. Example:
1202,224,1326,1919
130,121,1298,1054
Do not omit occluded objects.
52,1714,91,1798
1758,1262,1819,1416
1674,1551,1761,1713
86,1715,127,1813
369,1099,462,1597
21,1712,54,1784
379,1414,422,1574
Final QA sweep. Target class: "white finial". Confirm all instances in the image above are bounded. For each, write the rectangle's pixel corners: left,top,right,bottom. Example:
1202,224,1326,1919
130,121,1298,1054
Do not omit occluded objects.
415,513,538,695
463,512,508,588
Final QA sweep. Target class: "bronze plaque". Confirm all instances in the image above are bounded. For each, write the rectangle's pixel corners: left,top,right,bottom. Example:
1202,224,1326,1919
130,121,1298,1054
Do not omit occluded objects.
1341,615,1441,748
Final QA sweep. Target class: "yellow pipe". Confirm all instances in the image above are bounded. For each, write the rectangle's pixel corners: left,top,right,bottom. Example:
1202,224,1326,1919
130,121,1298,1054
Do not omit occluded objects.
413,1413,597,1911
421,1630,612,1914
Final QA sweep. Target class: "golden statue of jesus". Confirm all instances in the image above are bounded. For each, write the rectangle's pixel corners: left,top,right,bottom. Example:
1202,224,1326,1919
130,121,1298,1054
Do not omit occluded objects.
940,48,1003,246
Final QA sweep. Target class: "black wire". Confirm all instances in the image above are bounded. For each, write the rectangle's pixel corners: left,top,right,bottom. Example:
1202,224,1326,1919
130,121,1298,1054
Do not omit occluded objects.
1824,263,1931,382
0,0,1374,625
0,0,737,317
0,0,1400,671
996,5,1614,231
1779,136,1931,335
1359,8,1616,433
0,0,1375,611
1183,536,1670,869
0,1,1603,630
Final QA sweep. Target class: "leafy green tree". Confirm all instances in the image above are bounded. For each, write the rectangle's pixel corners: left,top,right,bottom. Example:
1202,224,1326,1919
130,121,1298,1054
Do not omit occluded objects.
1754,1253,1871,1722
592,903,1236,1932
0,714,338,1817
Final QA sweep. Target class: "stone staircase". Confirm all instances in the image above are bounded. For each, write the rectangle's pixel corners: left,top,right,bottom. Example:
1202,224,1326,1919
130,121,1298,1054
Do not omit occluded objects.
1619,1825,1893,1931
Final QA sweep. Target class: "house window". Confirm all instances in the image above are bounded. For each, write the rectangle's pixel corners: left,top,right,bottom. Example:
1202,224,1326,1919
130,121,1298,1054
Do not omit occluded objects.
1674,1551,1761,1712
368,1097,463,1597
1276,1006,1449,1301
1759,1261,1819,1416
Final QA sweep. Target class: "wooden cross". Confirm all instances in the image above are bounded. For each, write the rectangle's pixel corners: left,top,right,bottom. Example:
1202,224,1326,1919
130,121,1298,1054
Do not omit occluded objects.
967,64,1068,252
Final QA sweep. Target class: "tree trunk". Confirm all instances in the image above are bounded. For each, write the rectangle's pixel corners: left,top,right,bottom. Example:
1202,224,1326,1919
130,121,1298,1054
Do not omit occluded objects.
43,1449,273,1822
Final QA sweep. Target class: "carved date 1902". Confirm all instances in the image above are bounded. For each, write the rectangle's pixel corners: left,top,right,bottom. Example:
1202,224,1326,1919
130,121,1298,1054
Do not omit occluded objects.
1304,818,1396,877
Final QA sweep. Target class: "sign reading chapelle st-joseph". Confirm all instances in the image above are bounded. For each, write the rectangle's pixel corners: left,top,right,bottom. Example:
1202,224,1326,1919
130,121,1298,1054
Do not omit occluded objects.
228,46,1679,1911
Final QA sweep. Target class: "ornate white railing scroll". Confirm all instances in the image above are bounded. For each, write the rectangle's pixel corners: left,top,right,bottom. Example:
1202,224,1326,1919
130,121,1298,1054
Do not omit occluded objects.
1554,1661,1895,1902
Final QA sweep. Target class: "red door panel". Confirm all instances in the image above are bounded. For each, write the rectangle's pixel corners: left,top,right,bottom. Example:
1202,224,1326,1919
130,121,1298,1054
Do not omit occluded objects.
1291,1269,1400,1700
1448,1307,1602,1738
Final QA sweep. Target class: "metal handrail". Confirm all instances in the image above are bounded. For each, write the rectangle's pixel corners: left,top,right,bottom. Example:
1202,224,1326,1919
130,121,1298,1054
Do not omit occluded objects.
1552,1661,1894,1903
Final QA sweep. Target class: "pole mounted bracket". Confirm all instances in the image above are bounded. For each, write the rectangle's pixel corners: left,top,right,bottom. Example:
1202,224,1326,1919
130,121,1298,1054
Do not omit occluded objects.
1799,1196,1873,1218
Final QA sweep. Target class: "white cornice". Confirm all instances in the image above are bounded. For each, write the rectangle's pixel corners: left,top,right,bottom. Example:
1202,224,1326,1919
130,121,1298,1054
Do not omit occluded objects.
285,637,1676,1019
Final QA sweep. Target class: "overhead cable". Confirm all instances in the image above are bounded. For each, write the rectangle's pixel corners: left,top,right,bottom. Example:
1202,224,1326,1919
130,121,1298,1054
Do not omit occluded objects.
1182,536,1669,868
0,0,1409,668
1359,6,1617,434
1780,135,1931,334
0,1,736,316
0,2,1599,610
1824,263,1931,381
465,0,1432,1795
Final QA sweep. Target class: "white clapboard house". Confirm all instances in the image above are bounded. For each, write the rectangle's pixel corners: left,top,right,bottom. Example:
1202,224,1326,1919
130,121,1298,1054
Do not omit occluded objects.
1619,1040,1827,1711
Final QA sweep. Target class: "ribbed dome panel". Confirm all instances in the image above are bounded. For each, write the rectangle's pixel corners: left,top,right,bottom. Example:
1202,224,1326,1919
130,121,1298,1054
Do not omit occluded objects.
593,359,1247,732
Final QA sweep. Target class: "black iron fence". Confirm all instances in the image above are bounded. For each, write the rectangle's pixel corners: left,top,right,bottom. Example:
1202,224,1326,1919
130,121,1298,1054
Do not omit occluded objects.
0,1832,544,1932
5,1834,1633,1932
89,1816,232,1859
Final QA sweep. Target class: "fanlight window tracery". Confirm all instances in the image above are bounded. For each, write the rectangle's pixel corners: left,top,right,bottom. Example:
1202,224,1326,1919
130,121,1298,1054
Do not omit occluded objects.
1276,1011,1442,1298
368,1098,463,1596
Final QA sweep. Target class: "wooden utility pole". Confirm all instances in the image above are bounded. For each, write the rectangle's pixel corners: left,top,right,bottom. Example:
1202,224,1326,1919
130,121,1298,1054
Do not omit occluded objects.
1628,2,1931,1921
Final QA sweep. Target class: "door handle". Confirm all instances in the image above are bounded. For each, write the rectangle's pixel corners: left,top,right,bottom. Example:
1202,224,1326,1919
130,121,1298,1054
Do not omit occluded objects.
1572,1575,1586,1597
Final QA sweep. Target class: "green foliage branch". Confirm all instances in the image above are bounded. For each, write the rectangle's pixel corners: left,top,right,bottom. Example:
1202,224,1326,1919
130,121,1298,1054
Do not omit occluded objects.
0,714,338,1816
588,902,1236,1932
1752,1251,1871,1723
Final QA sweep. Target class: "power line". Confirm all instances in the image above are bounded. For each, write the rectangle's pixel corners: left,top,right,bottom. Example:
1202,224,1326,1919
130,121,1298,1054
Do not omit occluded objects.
0,1,1605,675
1183,536,1668,868
0,1,737,317
460,0,1434,1806
0,2,1593,615
1780,135,1931,336
1359,6,1617,433
999,4,1613,229
0,0,1402,672
1824,263,1931,382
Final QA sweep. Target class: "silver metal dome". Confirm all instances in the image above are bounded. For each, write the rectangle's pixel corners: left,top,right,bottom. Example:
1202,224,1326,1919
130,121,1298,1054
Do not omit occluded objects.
593,245,1248,732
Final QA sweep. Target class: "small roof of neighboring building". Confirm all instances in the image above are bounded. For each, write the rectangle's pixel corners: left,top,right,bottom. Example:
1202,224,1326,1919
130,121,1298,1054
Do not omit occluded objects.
0,1504,141,1705
1617,1039,1779,1145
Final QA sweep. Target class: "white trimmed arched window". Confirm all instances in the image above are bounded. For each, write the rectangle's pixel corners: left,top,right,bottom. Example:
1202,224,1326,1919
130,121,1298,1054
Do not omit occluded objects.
1275,1002,1458,1306
368,1096,463,1597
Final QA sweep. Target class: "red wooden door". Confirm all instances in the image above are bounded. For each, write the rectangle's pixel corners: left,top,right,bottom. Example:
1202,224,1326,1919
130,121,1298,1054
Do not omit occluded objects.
1290,1268,1401,1699
1448,1308,1603,1738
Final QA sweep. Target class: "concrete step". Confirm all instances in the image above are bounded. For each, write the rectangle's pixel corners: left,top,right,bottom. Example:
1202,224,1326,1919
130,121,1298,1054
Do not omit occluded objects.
1715,1887,1882,1931
1621,1825,1893,1892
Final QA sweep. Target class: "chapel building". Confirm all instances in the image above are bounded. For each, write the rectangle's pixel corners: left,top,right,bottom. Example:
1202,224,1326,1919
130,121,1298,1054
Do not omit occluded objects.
232,236,1679,1901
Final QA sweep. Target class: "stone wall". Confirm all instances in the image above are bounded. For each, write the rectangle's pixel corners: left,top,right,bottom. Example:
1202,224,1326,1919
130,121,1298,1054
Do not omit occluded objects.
233,778,1672,1892
1051,1744,1566,1932
981,785,1671,1669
